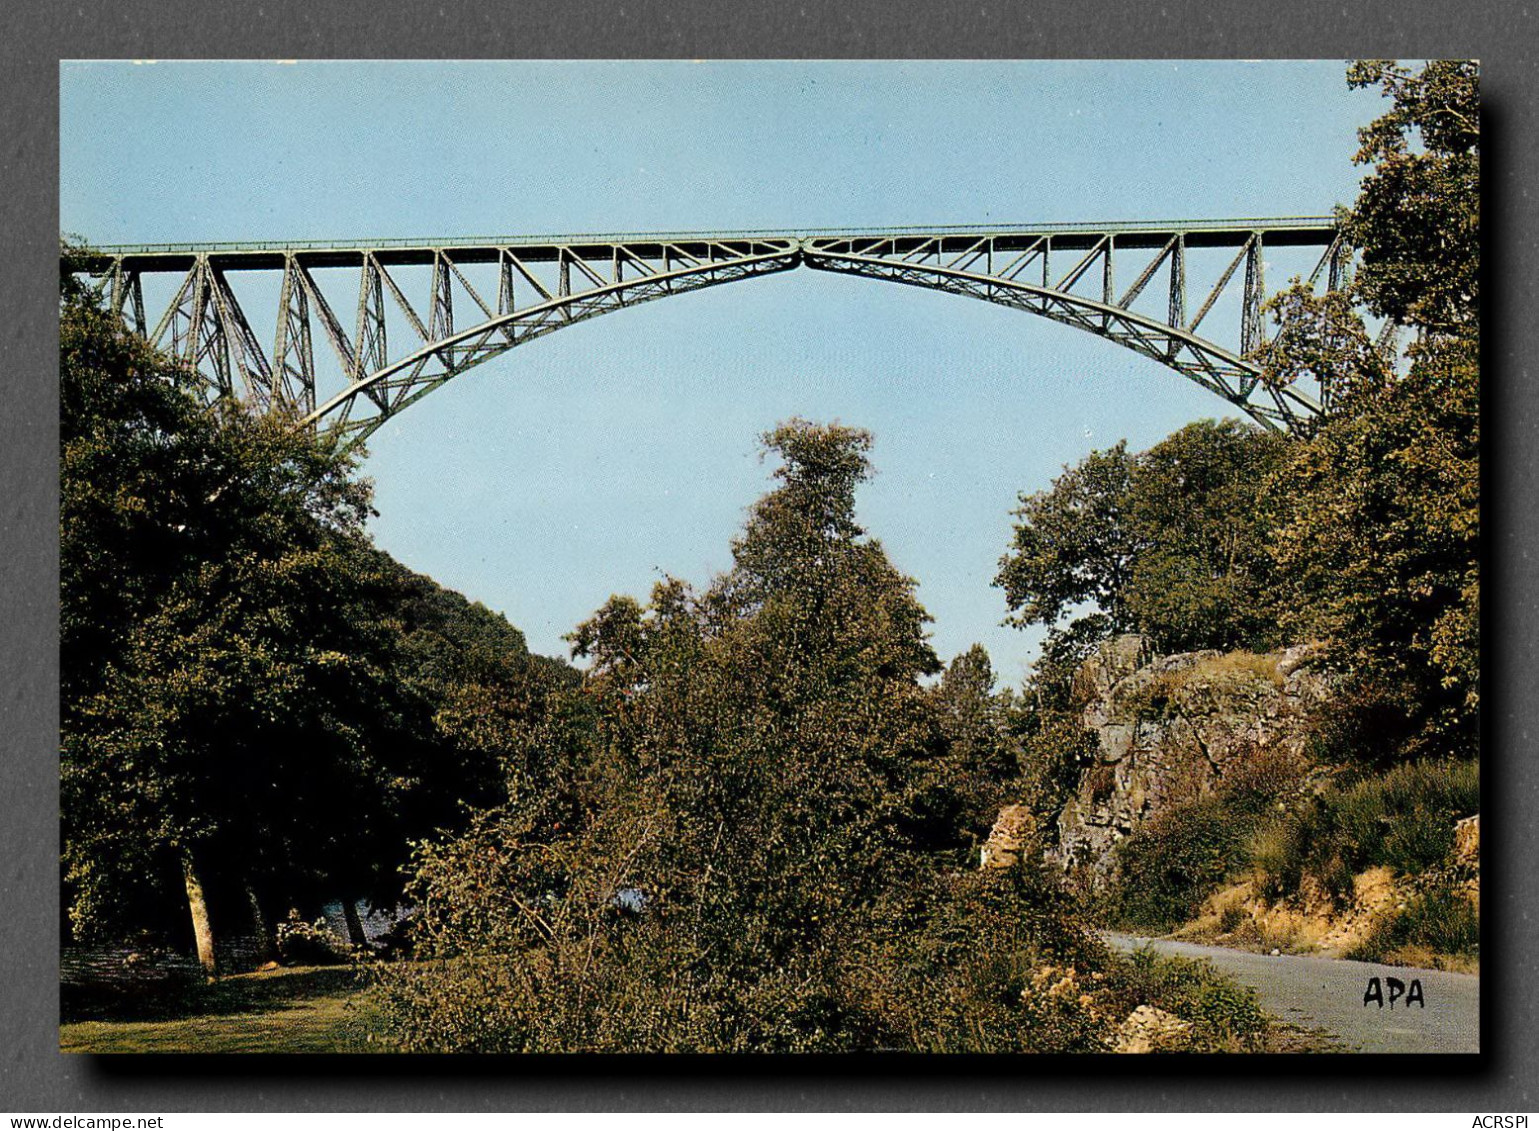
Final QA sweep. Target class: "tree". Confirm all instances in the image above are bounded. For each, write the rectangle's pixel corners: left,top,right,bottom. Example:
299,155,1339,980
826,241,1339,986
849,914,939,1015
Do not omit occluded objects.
994,442,1137,634
995,421,1289,657
1269,335,1478,757
61,273,397,960
1340,60,1478,336
928,645,1021,844
1122,421,1291,652
1251,282,1391,410
1264,60,1480,759
60,261,559,968
384,420,1103,1052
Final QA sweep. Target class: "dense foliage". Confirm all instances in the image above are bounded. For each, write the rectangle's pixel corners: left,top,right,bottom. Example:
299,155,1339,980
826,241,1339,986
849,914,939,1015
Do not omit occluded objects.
1268,59,1480,760
996,420,1291,659
381,421,1103,1052
60,267,570,956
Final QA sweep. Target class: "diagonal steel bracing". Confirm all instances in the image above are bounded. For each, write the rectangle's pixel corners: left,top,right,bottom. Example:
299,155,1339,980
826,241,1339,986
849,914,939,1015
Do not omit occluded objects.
75,218,1346,449
798,220,1339,432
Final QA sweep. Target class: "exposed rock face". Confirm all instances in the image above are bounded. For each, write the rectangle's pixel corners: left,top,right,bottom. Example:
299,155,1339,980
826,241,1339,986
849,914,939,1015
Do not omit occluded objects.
1048,635,1331,886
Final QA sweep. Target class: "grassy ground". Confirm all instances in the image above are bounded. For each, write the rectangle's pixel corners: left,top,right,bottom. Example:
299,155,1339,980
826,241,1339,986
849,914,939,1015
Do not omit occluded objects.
61,965,386,1054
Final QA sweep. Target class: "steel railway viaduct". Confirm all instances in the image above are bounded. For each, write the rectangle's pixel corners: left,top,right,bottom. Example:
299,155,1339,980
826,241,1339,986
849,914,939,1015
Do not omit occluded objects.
77,217,1352,449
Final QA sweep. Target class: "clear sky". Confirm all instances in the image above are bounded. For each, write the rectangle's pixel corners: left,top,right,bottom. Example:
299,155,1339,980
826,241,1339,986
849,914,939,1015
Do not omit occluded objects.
60,60,1383,684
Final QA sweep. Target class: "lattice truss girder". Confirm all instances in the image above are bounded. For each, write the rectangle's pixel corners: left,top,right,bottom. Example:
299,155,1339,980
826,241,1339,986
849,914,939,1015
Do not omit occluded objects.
800,224,1351,432
85,221,1349,446
91,238,802,446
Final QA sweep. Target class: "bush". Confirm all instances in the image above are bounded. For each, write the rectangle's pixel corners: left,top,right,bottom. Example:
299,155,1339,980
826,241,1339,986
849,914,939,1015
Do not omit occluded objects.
1248,818,1307,902
1107,796,1247,931
1346,882,1479,965
1302,677,1428,770
1105,744,1308,931
1109,947,1269,1050
376,838,1124,1053
275,912,353,967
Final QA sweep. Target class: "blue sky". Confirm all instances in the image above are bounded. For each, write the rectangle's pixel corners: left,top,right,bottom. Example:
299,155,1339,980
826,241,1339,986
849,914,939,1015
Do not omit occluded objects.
60,60,1383,684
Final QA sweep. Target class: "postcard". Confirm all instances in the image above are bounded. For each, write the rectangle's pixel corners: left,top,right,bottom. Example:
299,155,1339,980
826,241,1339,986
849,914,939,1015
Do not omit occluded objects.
58,59,1480,1054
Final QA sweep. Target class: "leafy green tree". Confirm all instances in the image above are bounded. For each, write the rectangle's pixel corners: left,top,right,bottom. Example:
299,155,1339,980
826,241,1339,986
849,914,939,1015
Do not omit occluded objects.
1251,282,1392,410
1264,60,1480,759
383,556,580,843
995,420,1288,657
1269,335,1478,757
1122,421,1291,652
1340,60,1478,336
384,420,1104,1052
61,276,400,960
994,442,1137,633
928,645,1022,845
61,262,564,967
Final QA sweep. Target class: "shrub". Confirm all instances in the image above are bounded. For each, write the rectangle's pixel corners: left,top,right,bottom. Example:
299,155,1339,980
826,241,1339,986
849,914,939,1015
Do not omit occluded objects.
1109,947,1269,1050
1087,761,1117,804
1107,796,1247,931
1346,882,1479,965
1248,818,1305,902
275,912,353,967
1222,744,1307,813
1105,743,1307,931
1302,676,1427,770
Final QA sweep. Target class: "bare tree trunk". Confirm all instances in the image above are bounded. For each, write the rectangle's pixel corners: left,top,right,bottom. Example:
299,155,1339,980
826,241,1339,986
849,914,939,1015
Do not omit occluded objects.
245,881,275,963
341,899,367,948
181,850,217,977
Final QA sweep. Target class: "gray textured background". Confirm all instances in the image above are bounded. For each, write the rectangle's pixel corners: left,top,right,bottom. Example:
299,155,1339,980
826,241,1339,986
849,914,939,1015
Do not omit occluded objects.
2,1,1533,1112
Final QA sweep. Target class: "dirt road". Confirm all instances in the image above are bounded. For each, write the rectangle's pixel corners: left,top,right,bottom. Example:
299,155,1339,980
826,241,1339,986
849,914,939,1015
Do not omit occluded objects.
1105,933,1479,1053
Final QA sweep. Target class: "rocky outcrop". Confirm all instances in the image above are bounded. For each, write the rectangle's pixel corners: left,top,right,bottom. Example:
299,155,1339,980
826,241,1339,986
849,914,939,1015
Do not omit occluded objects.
1048,635,1332,885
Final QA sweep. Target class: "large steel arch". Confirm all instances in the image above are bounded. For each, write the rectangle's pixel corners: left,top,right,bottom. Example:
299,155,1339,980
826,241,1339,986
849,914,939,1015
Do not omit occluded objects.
77,218,1349,448
800,223,1343,433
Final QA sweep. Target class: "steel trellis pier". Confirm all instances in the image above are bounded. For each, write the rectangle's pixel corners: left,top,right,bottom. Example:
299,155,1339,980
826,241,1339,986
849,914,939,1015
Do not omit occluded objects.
77,218,1348,448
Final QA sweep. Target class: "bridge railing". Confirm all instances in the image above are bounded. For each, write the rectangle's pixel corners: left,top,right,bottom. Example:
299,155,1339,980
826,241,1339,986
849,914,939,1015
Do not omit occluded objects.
88,216,1338,258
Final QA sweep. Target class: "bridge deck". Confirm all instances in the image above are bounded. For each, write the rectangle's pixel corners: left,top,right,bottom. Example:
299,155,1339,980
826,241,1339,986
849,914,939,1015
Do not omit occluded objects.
82,216,1337,271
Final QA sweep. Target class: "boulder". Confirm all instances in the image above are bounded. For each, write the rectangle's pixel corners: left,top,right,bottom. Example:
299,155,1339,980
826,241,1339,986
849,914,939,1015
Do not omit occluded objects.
981,804,1034,868
1114,1004,1192,1053
1455,814,1479,866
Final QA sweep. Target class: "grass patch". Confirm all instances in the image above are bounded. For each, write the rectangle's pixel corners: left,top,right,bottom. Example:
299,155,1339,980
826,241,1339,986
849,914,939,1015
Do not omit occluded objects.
1109,946,1270,1051
1345,882,1480,969
1124,651,1287,720
1255,759,1478,904
1197,651,1286,689
60,965,385,1054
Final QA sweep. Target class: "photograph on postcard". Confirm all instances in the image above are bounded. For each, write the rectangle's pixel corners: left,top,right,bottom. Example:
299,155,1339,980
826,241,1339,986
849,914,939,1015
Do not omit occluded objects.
58,60,1479,1054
